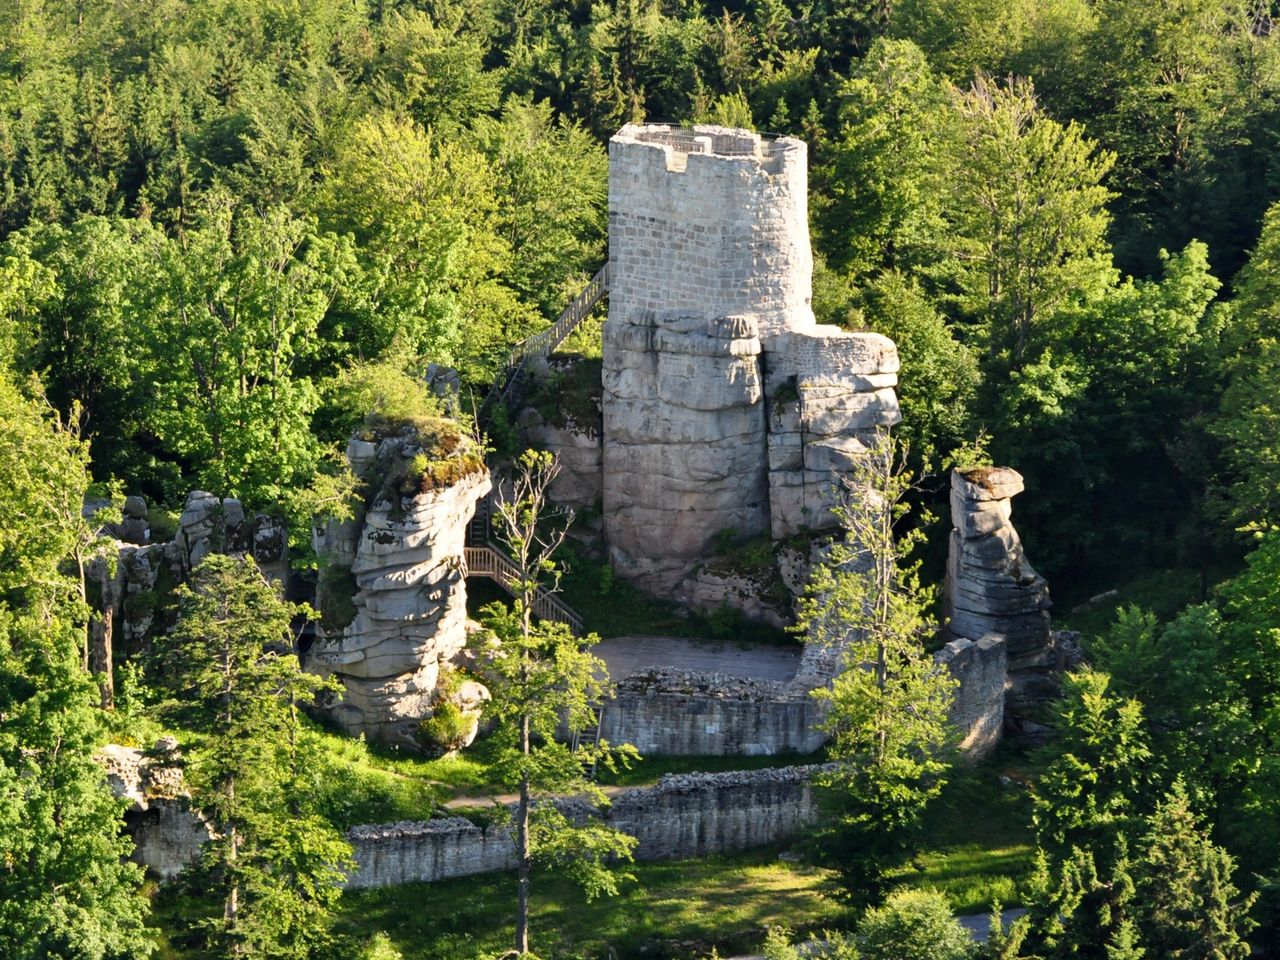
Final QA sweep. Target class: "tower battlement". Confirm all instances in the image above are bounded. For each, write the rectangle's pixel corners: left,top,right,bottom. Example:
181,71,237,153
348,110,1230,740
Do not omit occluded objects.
608,124,813,339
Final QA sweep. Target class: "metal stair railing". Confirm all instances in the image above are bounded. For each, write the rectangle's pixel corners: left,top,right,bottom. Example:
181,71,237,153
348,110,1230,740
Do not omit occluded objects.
480,264,610,418
463,545,585,636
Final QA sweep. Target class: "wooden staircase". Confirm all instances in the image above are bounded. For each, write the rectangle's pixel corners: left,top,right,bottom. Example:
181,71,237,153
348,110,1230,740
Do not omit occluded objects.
462,544,584,635
480,264,609,419
570,704,605,780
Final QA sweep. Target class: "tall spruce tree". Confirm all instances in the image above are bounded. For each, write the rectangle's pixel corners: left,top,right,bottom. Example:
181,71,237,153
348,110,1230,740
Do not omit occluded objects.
157,553,351,958
480,450,637,956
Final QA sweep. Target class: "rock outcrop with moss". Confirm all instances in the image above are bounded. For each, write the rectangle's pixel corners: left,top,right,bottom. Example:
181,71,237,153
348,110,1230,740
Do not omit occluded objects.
310,416,490,743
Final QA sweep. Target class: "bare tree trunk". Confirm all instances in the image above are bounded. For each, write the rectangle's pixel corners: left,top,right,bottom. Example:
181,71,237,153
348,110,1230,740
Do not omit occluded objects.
90,611,114,709
516,715,531,955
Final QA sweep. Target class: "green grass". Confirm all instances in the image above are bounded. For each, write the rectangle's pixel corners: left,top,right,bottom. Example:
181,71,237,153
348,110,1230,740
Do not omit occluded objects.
298,719,511,822
329,848,851,960
886,756,1037,914
146,752,1036,958
556,541,798,646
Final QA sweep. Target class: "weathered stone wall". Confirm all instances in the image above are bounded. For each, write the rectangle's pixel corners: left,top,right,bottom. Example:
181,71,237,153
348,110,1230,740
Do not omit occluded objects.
602,312,770,588
310,435,491,743
935,636,1007,760
764,335,902,538
600,671,826,756
344,765,828,889
607,124,812,338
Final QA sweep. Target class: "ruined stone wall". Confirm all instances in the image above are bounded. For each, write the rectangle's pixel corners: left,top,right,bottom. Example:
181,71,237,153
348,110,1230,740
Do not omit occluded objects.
935,636,1007,760
599,671,826,756
344,765,827,889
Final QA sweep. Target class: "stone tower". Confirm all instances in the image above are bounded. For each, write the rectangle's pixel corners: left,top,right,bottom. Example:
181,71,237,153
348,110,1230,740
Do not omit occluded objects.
602,124,902,590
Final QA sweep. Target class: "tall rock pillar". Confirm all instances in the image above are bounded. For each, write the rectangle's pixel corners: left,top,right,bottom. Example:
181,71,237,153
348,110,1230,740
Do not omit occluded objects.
944,467,1058,738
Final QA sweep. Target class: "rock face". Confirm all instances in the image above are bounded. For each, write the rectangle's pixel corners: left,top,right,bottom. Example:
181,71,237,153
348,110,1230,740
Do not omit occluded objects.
944,467,1057,739
601,124,901,591
310,432,491,743
99,742,213,881
87,491,291,666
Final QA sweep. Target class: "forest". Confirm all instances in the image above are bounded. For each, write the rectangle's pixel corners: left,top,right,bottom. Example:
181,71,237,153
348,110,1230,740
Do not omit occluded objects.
3,0,1280,957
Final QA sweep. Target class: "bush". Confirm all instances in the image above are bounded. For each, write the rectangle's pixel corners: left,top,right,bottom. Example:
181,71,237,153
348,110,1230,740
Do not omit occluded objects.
417,701,475,755
857,888,972,960
317,564,359,633
356,932,403,960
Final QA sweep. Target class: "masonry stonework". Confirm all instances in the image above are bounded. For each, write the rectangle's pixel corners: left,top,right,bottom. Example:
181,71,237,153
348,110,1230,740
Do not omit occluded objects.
344,765,828,889
601,124,901,591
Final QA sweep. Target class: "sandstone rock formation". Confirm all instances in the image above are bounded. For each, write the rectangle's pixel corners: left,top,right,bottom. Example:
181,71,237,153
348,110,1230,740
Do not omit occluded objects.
99,740,213,881
87,491,291,673
944,467,1058,739
310,427,491,743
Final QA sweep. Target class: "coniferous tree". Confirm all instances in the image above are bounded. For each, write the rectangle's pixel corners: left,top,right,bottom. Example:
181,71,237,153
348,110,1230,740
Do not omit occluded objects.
157,553,350,958
480,450,638,956
1135,780,1255,960
797,429,956,903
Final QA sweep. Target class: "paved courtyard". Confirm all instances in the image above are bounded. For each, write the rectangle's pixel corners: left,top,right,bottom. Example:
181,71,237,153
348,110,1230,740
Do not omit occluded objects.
594,634,802,682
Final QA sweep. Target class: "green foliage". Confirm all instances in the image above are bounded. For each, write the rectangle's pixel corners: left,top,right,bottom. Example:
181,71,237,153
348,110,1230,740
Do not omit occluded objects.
1215,201,1280,531
479,450,638,953
1134,780,1255,960
1032,671,1151,858
0,489,142,948
857,887,973,960
0,371,153,959
317,564,359,634
417,701,475,756
156,553,350,958
798,431,955,903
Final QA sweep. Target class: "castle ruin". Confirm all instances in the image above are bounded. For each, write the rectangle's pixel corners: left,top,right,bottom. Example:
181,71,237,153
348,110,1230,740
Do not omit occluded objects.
602,124,902,591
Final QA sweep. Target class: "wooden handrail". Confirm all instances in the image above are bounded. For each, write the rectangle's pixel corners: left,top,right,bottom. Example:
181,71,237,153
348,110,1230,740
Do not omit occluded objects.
462,545,584,635
480,264,609,418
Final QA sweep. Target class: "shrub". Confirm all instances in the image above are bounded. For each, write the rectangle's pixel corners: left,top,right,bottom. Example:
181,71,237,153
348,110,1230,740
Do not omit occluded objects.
356,932,404,960
857,888,972,960
318,564,359,633
417,701,475,755
405,452,488,494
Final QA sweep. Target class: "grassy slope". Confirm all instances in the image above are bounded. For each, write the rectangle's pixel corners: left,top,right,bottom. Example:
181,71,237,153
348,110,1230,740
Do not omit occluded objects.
321,761,1029,959
886,757,1037,914
147,757,1034,957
